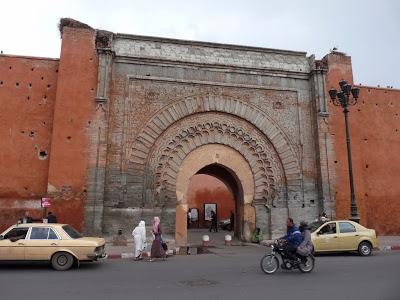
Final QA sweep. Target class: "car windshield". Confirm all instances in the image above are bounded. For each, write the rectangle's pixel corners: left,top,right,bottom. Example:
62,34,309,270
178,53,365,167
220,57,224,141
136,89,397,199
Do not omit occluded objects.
309,221,326,233
62,225,82,239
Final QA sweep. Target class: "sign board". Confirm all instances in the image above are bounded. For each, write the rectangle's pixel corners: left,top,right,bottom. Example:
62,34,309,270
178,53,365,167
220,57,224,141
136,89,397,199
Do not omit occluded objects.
41,197,51,208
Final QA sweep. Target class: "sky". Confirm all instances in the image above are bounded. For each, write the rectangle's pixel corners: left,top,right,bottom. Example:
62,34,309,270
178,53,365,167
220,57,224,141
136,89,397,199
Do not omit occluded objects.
1,0,399,88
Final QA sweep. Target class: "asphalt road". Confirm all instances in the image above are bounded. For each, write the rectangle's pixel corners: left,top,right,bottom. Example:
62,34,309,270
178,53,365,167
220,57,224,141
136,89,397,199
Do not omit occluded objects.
0,247,399,300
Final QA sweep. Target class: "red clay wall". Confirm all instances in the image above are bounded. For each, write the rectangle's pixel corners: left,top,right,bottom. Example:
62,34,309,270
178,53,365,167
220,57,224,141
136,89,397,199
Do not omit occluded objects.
326,53,400,234
0,55,59,231
187,174,235,228
46,25,99,232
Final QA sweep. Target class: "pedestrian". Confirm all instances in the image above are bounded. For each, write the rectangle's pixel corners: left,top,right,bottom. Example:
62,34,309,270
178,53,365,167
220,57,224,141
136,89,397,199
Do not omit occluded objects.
19,211,33,224
209,210,218,232
230,210,234,231
187,210,192,229
47,211,58,223
320,212,328,222
150,216,166,261
132,220,147,260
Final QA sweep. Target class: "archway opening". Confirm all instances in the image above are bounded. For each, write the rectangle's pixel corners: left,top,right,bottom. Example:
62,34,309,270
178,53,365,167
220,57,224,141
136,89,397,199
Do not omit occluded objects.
175,144,255,246
186,163,243,244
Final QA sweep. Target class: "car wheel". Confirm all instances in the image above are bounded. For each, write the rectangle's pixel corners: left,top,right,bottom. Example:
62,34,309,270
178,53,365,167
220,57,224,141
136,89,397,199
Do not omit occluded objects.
358,241,372,256
51,252,75,271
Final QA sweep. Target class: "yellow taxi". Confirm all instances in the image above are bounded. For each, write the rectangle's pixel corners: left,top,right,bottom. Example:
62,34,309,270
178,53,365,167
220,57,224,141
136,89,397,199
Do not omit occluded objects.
310,220,379,256
0,223,106,270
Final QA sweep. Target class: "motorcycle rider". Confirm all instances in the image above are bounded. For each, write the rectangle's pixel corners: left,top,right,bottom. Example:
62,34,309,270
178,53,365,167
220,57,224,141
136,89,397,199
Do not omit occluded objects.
280,218,303,262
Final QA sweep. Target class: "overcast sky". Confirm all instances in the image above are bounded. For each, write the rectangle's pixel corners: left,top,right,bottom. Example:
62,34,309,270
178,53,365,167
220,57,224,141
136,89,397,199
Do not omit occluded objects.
1,0,399,87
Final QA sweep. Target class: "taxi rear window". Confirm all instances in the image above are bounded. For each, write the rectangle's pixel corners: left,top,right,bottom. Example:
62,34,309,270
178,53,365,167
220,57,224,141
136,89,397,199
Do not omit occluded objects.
62,225,82,239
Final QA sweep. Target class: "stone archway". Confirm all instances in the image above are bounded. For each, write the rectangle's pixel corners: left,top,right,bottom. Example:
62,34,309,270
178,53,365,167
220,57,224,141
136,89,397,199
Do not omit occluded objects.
128,109,292,241
129,96,302,209
176,144,255,245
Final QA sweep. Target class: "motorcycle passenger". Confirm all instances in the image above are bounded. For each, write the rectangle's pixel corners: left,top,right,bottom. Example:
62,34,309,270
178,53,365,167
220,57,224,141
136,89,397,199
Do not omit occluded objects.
297,221,314,261
280,218,302,262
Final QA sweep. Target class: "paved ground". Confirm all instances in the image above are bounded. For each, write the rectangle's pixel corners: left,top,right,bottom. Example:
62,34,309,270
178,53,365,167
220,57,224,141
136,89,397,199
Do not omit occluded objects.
106,231,400,258
1,245,399,300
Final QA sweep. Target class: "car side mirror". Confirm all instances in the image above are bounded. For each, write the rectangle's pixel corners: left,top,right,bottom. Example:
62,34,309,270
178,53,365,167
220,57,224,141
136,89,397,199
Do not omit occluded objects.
10,237,20,242
0,235,3,240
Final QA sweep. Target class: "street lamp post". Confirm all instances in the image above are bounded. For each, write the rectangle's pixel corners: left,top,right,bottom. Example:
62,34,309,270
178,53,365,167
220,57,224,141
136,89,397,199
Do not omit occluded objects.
329,80,360,223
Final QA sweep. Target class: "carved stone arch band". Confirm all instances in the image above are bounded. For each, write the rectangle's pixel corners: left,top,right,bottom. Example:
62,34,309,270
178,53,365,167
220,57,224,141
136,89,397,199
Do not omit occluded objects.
129,96,302,205
135,113,286,209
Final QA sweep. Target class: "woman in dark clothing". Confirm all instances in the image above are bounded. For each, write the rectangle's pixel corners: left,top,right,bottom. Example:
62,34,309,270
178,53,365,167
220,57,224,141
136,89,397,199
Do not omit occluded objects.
209,210,218,232
150,216,166,261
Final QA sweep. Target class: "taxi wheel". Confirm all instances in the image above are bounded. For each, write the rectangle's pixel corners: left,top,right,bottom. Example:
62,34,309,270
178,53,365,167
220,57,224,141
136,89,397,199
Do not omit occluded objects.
51,252,74,271
358,241,372,256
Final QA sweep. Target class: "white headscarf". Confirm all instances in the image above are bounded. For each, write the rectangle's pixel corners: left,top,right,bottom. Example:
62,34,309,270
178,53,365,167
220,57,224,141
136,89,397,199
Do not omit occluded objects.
132,220,146,242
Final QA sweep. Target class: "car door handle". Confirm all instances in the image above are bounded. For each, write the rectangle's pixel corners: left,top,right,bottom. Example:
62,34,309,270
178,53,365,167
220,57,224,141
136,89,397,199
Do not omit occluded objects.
18,243,25,245
355,235,359,237
333,236,338,238
51,243,58,246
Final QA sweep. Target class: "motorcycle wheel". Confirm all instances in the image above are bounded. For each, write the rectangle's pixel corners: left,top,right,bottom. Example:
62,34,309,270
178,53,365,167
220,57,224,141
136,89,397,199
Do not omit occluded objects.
260,254,279,274
298,255,315,273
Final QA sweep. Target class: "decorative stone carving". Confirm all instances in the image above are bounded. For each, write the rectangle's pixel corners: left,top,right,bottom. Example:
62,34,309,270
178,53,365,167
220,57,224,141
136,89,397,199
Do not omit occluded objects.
128,96,302,206
130,112,288,209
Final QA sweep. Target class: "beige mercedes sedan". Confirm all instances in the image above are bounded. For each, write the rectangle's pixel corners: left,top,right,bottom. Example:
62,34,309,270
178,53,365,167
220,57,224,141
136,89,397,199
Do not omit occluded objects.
0,223,106,270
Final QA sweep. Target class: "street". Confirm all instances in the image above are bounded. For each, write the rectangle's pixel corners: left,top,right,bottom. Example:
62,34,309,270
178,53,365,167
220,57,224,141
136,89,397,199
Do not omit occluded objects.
0,247,399,300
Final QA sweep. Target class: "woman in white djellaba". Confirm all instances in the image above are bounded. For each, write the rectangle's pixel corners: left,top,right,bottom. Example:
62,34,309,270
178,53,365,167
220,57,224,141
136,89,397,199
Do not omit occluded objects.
132,220,147,260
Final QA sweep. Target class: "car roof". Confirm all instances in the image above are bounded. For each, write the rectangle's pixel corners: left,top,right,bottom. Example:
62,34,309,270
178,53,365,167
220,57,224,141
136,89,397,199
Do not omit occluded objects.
14,223,67,228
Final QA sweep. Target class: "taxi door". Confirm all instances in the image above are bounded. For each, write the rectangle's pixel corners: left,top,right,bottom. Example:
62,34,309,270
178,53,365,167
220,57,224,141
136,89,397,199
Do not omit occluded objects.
25,227,60,260
337,221,359,251
312,222,340,252
0,227,29,260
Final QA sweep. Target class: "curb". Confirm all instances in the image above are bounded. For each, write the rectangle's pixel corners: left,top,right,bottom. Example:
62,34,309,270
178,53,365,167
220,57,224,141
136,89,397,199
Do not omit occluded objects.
379,245,400,251
107,249,175,259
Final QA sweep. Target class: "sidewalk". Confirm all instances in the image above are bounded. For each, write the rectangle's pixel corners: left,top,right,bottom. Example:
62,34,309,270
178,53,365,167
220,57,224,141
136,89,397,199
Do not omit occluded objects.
377,236,400,251
104,234,400,259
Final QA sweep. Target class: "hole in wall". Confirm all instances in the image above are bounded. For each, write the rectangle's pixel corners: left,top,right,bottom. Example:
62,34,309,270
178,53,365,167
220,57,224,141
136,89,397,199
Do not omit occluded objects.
56,69,58,73
31,68,34,71
334,161,338,164
42,121,46,126
365,193,368,197
47,84,51,88
38,150,48,160
88,121,91,125
365,164,369,168
15,82,19,87
0,81,3,86
20,131,25,134
67,136,72,141
27,96,30,100
41,76,44,80
29,131,35,138
29,83,32,88
23,186,28,191
310,199,315,204
357,109,361,112
9,66,12,70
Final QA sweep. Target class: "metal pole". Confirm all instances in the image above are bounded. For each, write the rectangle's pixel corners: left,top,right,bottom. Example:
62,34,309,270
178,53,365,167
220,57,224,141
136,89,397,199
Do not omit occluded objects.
343,103,360,222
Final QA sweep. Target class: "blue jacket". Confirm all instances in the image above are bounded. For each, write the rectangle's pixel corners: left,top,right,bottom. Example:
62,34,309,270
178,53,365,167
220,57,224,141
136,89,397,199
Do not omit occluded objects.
282,225,303,247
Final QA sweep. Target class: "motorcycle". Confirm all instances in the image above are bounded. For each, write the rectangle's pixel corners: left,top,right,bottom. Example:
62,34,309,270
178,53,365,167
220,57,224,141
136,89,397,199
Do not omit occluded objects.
260,239,315,274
